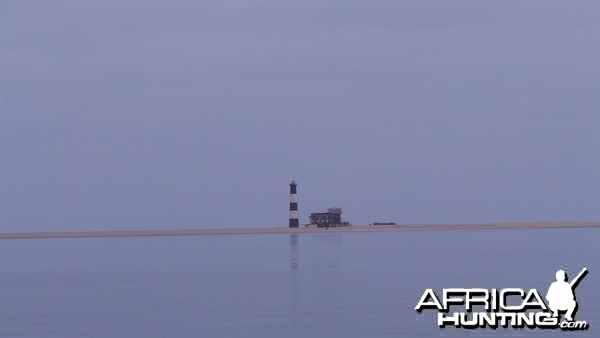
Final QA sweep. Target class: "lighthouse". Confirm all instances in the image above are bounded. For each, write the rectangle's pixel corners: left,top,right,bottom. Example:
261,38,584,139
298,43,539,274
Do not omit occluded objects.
289,180,299,228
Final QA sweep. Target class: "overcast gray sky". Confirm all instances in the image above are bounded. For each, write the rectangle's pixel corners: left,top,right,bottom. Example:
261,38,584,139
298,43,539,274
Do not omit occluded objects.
1,1,598,231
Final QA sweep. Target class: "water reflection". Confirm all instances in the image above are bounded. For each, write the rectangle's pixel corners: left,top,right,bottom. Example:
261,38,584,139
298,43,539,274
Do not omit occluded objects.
290,234,299,270
289,234,300,338
310,233,342,269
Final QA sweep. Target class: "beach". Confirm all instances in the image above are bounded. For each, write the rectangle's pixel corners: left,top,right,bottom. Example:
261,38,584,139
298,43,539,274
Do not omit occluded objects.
1,222,598,239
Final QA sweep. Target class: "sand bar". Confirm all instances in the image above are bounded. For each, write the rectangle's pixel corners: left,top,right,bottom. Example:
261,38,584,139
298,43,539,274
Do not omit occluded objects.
0,222,599,240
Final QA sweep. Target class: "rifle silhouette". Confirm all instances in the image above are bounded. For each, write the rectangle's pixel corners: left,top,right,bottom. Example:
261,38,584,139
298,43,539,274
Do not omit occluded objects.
569,267,588,289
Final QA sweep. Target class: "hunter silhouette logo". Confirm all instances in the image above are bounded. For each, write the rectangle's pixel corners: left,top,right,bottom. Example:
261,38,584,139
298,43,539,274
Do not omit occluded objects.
415,267,589,330
546,268,587,322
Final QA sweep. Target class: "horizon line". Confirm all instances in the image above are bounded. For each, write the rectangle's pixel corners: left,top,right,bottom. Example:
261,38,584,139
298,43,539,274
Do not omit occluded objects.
0,222,599,240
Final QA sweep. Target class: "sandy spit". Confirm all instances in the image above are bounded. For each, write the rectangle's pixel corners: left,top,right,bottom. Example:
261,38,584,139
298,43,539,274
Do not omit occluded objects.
0,222,598,240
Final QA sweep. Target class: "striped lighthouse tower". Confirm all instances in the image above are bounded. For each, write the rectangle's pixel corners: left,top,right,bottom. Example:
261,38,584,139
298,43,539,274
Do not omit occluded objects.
289,180,299,228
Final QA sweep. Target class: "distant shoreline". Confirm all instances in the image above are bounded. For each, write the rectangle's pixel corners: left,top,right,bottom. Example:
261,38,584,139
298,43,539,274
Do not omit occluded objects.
0,222,598,239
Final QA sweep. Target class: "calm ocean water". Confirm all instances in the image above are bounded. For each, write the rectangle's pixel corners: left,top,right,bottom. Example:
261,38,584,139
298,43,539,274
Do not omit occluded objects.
0,228,597,337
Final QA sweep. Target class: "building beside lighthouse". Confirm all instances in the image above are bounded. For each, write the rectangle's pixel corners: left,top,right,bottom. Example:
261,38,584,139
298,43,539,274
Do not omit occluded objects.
289,180,299,228
309,207,350,228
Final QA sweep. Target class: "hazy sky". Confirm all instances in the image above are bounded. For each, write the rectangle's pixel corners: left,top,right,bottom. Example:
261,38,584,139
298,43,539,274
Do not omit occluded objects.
1,1,598,231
